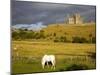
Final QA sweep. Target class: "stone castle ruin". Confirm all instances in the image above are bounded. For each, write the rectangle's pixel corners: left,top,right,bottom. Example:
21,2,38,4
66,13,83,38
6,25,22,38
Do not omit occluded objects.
67,13,83,24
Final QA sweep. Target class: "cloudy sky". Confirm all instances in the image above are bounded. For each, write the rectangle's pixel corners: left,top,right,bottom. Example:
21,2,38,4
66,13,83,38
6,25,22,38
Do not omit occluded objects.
11,0,96,30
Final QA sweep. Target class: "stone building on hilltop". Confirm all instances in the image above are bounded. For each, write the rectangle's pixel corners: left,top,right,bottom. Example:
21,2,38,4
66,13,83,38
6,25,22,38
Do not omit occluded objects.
67,13,83,24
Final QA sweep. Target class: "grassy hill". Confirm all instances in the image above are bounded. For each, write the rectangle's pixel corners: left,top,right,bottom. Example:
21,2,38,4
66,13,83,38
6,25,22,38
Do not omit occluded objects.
42,23,96,41
12,23,96,43
12,23,96,74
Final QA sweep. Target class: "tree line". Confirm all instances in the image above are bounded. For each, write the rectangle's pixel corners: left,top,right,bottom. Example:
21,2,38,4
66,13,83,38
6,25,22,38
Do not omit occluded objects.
12,29,96,43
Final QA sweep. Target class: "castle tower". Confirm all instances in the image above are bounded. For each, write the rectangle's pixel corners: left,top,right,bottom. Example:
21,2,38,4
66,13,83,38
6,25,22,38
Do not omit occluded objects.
75,13,82,24
68,17,74,24
67,13,83,24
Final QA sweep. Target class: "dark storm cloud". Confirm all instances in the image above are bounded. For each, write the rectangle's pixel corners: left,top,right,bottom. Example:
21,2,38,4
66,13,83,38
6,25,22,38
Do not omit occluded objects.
11,1,96,25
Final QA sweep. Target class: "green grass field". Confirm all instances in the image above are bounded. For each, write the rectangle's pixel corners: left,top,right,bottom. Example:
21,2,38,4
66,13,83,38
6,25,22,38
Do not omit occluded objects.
12,41,96,74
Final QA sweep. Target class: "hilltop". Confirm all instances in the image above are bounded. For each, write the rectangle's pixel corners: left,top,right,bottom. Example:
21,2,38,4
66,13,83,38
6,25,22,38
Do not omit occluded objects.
42,23,96,42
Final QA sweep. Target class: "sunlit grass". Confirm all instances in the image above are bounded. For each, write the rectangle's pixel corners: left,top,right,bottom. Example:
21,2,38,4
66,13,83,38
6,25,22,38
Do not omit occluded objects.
12,41,96,74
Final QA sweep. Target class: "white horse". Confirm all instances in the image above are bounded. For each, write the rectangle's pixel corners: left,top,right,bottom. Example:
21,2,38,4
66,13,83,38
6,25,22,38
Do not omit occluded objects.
41,55,56,69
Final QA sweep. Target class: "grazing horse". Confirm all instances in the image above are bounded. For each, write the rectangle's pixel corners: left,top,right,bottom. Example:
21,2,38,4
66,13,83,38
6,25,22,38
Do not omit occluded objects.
41,55,56,69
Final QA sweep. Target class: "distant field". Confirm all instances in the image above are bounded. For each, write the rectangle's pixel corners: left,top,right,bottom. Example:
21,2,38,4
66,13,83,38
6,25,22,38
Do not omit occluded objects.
12,41,96,74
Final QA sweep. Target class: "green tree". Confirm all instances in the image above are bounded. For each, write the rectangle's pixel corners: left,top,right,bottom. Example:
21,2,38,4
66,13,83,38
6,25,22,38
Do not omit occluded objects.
72,37,88,43
12,31,20,40
39,30,45,39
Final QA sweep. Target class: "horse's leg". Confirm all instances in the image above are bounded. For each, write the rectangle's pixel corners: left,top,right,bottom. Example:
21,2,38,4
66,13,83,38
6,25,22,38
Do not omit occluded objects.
51,61,55,70
53,61,55,70
50,63,53,69
42,64,44,69
51,64,55,70
47,62,49,68
42,62,44,69
54,65,55,70
51,65,55,70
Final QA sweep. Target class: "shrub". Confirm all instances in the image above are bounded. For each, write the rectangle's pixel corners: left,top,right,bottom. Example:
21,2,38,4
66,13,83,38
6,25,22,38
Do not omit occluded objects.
53,33,56,37
90,52,96,60
12,31,20,40
72,37,88,43
54,37,59,42
12,30,36,40
60,36,68,42
92,37,96,43
88,52,96,60
54,36,69,43
66,64,88,71
39,30,46,39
